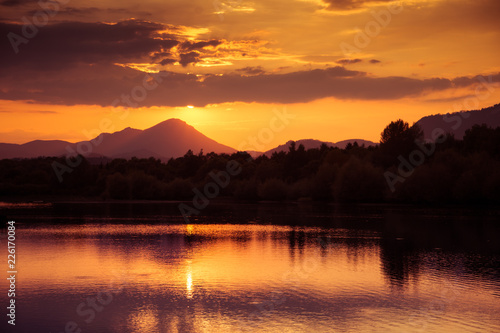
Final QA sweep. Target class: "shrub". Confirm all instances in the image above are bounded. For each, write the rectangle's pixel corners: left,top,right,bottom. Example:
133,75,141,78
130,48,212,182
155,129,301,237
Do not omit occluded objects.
258,178,288,201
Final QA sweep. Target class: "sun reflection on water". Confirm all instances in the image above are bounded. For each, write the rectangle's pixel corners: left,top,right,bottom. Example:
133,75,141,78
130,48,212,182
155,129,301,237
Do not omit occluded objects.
186,268,194,299
128,306,159,332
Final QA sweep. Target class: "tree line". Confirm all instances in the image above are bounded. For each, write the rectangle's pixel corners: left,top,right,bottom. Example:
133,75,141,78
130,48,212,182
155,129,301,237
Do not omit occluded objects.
1,121,499,204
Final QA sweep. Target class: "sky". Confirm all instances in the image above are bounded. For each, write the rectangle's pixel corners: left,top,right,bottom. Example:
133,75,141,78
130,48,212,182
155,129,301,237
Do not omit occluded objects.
1,0,499,150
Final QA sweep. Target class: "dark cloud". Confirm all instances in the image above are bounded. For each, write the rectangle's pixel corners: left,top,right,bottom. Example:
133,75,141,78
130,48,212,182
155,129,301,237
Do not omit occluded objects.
27,7,154,19
369,59,381,64
180,39,222,51
101,7,152,16
322,0,393,11
336,58,362,65
179,51,200,67
0,15,497,108
235,66,266,75
0,19,233,70
25,7,100,16
2,62,497,108
0,0,35,6
0,20,179,70
159,58,177,66
450,74,499,88
151,51,172,61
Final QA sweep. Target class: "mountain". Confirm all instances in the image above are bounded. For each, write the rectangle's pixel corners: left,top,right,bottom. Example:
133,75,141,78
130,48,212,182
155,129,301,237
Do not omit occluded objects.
333,139,377,149
0,140,70,159
85,119,236,159
416,103,500,140
263,138,376,156
0,119,236,160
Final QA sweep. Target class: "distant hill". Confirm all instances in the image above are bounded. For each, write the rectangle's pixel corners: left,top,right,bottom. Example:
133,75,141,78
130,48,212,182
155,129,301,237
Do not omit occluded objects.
263,138,376,156
416,103,500,140
0,140,70,159
0,119,236,160
333,139,377,149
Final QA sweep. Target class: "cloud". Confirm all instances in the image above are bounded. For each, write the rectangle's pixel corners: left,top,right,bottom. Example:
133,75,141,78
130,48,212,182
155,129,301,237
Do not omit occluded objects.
26,6,100,16
0,19,269,70
369,59,381,64
159,58,177,66
1,61,497,107
321,0,393,11
25,7,153,18
0,0,35,6
0,20,179,70
235,66,266,75
336,58,363,65
179,51,201,67
180,39,223,51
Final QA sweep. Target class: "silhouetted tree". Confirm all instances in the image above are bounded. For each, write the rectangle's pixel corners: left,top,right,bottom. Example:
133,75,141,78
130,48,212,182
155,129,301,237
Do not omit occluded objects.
380,119,423,166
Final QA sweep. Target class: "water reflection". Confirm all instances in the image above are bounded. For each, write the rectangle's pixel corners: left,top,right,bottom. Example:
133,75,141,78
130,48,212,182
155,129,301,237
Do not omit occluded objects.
186,262,194,299
0,203,499,333
380,237,420,288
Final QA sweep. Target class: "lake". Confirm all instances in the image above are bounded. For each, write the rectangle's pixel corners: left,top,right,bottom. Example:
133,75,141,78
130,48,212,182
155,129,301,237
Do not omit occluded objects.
1,201,499,333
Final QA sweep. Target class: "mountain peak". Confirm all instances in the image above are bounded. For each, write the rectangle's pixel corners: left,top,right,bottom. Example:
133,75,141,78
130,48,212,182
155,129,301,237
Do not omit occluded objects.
157,118,187,126
144,118,191,132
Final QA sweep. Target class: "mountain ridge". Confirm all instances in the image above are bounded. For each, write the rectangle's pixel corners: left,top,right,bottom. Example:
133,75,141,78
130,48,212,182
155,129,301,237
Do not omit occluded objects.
0,119,236,160
416,103,500,140
262,138,376,157
1,103,499,160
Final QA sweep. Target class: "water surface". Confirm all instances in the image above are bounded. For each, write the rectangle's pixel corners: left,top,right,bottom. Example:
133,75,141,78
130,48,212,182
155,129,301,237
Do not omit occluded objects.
1,202,499,332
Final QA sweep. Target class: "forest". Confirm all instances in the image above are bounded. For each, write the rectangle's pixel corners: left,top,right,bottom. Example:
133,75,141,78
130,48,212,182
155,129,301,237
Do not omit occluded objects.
1,120,499,204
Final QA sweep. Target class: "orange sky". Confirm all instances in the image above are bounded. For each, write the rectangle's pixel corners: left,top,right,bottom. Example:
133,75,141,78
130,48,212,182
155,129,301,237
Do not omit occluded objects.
1,0,499,149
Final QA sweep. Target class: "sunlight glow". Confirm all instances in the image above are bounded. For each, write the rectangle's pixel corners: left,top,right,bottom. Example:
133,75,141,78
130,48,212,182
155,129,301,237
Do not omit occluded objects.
114,63,161,73
128,307,160,332
186,269,193,299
